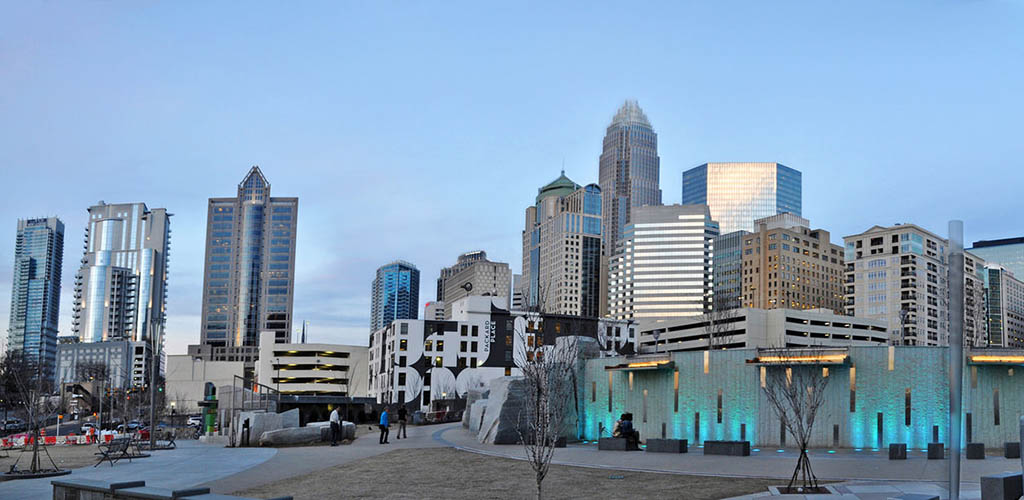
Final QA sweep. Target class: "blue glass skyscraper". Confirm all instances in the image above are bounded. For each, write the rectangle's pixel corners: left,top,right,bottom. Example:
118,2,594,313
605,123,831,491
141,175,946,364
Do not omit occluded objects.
7,217,64,380
371,261,420,332
681,162,801,234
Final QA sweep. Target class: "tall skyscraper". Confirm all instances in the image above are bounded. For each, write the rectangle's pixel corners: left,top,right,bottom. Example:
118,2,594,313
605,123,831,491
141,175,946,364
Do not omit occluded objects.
199,167,298,348
522,173,603,317
371,261,420,332
681,162,801,234
711,230,748,311
970,237,1024,279
7,217,64,380
599,100,661,260
436,250,488,302
440,257,511,319
844,224,987,346
72,202,170,346
608,205,718,324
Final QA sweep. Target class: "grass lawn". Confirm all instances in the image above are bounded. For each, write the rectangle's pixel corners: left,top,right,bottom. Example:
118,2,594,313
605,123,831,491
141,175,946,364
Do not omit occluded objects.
237,447,778,499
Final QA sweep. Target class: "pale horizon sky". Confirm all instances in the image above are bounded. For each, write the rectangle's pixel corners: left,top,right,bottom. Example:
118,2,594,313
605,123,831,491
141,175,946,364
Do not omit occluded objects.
1,1,1022,355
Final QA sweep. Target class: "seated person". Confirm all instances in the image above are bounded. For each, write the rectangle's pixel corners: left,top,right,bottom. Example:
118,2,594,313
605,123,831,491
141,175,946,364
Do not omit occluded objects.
620,414,640,445
612,414,626,438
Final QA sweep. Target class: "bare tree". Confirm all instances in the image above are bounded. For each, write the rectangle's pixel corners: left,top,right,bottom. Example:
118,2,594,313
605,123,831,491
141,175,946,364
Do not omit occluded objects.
1,350,67,477
760,350,830,493
514,316,578,500
703,293,739,350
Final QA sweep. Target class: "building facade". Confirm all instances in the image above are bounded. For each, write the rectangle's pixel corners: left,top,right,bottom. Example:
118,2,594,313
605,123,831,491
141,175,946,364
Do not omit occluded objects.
608,205,718,325
440,257,511,319
7,217,64,380
199,167,298,350
681,162,801,234
256,330,368,397
711,230,748,311
637,307,888,352
522,173,604,317
424,301,445,321
371,260,420,332
598,100,662,260
165,355,245,414
436,250,488,303
740,214,845,313
970,237,1024,279
983,265,1024,348
844,224,987,346
56,339,151,389
368,296,636,411
511,274,525,310
72,202,170,348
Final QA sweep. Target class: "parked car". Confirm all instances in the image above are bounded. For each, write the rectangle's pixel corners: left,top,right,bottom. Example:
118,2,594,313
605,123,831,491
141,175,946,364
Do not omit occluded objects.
187,415,202,427
81,422,96,432
126,420,142,431
2,418,26,432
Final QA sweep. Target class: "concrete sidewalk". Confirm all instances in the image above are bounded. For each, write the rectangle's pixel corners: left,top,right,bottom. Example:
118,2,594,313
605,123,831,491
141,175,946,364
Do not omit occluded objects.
0,440,276,500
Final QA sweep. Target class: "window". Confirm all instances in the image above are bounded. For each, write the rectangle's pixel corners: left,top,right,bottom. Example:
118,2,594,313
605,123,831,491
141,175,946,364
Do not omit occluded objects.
434,356,442,367
461,325,468,336
472,325,479,336
398,373,406,385
425,340,432,351
399,339,407,351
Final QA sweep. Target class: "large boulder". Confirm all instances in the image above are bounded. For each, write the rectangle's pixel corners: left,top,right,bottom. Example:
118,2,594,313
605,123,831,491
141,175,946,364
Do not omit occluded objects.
259,426,321,446
477,376,530,445
462,389,488,428
234,408,301,447
313,421,357,442
467,399,489,433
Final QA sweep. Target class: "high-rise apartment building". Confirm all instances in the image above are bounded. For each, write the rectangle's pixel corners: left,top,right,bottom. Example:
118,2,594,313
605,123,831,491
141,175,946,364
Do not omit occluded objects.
608,205,718,324
7,217,64,380
681,162,801,234
970,237,1024,279
371,260,420,332
441,258,511,319
522,173,603,317
740,214,845,313
436,250,488,302
72,202,170,346
511,274,525,310
844,224,987,346
599,100,661,261
199,167,298,349
983,265,1024,348
711,230,748,311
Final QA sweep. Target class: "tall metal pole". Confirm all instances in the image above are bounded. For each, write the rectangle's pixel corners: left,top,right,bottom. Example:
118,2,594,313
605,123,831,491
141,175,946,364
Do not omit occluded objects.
948,220,965,500
149,323,162,448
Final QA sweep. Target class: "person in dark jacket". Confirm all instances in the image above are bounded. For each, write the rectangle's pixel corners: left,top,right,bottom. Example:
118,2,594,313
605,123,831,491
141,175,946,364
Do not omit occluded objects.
379,408,390,444
396,406,408,439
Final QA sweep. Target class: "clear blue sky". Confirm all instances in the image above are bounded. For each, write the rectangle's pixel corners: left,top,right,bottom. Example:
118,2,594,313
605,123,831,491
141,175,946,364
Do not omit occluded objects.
1,1,1022,354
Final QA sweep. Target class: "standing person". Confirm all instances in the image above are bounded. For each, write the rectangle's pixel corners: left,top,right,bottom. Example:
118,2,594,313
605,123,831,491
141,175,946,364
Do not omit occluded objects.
396,405,408,439
378,407,390,444
329,406,341,446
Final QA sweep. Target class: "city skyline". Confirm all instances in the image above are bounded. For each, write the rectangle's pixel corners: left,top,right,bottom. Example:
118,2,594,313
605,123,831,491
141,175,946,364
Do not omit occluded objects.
2,2,1023,354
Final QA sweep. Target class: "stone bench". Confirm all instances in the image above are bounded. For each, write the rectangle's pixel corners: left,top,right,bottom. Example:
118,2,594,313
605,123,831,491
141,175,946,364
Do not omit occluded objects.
703,440,750,456
598,437,639,451
981,472,1023,500
53,479,146,500
116,486,211,499
967,442,985,459
927,442,944,460
645,438,687,453
886,495,939,500
51,479,292,500
888,443,907,460
1004,442,1020,459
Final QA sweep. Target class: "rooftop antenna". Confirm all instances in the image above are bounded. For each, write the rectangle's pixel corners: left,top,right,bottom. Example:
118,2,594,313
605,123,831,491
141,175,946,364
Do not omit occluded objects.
561,157,565,176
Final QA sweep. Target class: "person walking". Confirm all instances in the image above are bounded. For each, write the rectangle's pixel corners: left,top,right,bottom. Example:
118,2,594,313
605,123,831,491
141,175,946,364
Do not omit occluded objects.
378,407,390,444
329,406,341,446
396,405,408,439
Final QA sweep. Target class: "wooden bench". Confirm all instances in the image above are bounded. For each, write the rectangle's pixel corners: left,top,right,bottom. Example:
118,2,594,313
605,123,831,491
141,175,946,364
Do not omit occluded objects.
95,438,132,467
703,440,750,456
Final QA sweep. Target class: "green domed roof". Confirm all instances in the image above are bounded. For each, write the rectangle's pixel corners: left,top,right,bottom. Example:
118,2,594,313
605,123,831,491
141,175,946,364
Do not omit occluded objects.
536,171,580,203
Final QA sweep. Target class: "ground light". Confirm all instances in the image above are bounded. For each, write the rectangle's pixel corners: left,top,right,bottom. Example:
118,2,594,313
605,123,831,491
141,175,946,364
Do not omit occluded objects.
776,449,785,453
827,450,836,454
752,449,760,452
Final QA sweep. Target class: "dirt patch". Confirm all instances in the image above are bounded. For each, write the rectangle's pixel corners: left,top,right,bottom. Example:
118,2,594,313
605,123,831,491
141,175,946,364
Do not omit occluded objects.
237,447,778,500
0,444,103,471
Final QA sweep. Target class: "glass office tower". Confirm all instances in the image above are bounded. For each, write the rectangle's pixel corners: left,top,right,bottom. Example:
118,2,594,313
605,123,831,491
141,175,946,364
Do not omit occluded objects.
681,162,801,234
73,202,170,345
970,237,1024,279
371,261,420,332
599,100,662,258
199,167,298,348
7,217,64,380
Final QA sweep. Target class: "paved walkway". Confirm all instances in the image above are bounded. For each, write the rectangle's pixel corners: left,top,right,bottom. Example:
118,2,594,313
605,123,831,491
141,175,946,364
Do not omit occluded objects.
0,441,276,500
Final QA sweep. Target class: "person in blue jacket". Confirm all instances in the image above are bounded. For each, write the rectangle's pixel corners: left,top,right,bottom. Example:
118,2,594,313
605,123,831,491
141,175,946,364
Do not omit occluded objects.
379,407,390,444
